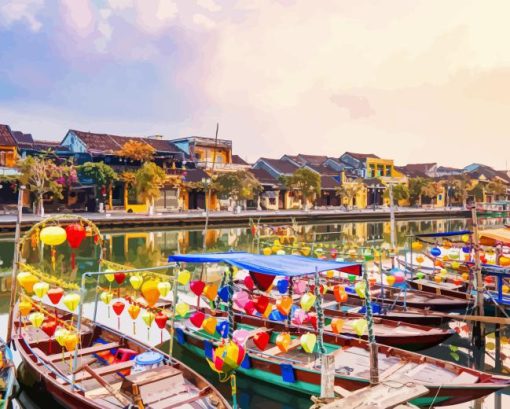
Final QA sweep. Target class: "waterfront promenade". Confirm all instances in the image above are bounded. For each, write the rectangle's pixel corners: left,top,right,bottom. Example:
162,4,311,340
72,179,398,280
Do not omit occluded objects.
0,206,469,232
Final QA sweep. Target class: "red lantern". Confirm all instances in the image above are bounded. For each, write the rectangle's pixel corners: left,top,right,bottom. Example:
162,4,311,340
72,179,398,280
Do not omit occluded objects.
254,295,269,314
66,223,86,270
155,312,168,343
113,301,125,329
114,273,126,285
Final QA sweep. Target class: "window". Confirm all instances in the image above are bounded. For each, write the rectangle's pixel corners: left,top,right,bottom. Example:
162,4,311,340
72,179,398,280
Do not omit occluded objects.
0,151,5,166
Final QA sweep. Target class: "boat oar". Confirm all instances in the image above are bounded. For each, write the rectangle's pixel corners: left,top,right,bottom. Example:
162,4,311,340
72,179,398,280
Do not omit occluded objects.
436,313,510,325
73,363,131,407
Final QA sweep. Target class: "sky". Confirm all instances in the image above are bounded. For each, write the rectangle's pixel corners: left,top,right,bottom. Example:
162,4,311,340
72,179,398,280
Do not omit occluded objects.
1,0,510,169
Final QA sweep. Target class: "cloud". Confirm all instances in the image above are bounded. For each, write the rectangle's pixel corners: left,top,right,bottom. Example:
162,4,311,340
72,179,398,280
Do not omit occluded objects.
0,0,44,31
193,14,216,30
135,0,178,35
196,0,221,13
330,94,374,119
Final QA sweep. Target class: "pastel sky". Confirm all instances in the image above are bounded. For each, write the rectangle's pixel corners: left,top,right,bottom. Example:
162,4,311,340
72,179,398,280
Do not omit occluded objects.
1,0,510,169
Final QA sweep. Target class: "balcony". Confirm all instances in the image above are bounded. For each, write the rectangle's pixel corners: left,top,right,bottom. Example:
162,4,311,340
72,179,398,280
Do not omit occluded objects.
195,161,250,171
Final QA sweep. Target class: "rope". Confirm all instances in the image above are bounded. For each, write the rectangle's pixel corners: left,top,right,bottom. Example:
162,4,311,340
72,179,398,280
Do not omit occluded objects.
363,268,376,345
314,270,326,354
19,263,80,290
428,384,443,409
228,267,234,340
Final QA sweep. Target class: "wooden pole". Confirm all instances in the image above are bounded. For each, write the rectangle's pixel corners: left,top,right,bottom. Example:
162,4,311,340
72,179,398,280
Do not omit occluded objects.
363,264,379,385
6,185,25,344
471,206,485,370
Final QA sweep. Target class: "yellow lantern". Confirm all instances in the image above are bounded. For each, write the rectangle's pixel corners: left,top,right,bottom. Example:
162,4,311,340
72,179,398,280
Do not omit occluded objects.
64,333,78,352
141,281,160,307
39,226,67,246
19,301,32,316
202,317,217,335
28,312,44,328
503,285,510,294
17,272,39,293
33,282,49,299
63,293,80,312
411,241,423,251
177,270,191,285
461,234,470,243
175,302,190,318
352,319,368,337
262,247,272,256
129,275,143,290
415,255,424,264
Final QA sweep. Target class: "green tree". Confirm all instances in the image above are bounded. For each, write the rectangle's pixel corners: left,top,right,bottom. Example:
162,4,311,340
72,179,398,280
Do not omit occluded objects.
408,177,428,206
469,182,485,203
421,181,443,204
487,178,507,200
134,162,166,215
336,179,364,210
17,156,66,216
211,170,262,209
451,174,474,208
281,168,321,210
78,162,118,208
383,183,409,206
117,140,155,162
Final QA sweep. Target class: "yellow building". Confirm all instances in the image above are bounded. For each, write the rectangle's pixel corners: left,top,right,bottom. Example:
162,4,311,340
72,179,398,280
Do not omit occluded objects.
0,124,17,168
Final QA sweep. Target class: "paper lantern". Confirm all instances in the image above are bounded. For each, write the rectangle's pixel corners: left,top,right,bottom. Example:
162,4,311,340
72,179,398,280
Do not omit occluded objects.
276,333,291,353
293,280,307,295
155,312,169,329
190,311,205,328
262,303,273,318
276,249,286,255
175,302,190,318
114,273,126,285
451,261,460,269
41,320,57,338
19,301,32,316
300,333,316,353
331,318,344,334
29,312,44,328
255,295,269,314
100,291,113,305
129,275,143,290
244,276,255,291
416,271,425,280
216,321,229,338
411,241,423,251
141,280,160,307
40,226,67,246
352,319,367,337
150,281,168,300
142,311,155,328
348,274,357,283
430,247,441,257
416,255,424,264
443,240,452,249
300,293,316,312
355,281,366,298
485,276,495,284
334,285,348,303
462,272,469,281
63,293,80,312
128,304,141,320
253,331,269,350
500,257,510,267
203,284,218,301
201,316,216,335
440,268,448,277
503,285,510,294
104,272,115,283
262,247,272,256
112,301,125,316
244,300,257,315
368,277,377,288
55,328,69,347
190,280,205,296
33,282,49,299
233,329,250,346
48,288,64,305
218,286,230,302
462,246,471,254
434,275,442,283
233,291,250,308
292,309,308,325
453,277,462,286
276,296,292,316
177,270,191,285
386,276,396,286
17,272,38,293
65,223,86,249
64,333,78,352
276,279,289,294
209,340,245,374
461,234,470,243
300,247,311,256
394,271,405,284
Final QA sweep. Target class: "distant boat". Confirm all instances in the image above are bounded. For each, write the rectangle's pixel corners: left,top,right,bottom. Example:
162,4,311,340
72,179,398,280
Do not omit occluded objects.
0,338,17,409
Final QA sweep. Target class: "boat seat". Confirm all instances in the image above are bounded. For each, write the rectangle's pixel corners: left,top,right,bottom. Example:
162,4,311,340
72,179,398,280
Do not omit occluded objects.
451,371,479,384
44,342,120,363
71,360,135,383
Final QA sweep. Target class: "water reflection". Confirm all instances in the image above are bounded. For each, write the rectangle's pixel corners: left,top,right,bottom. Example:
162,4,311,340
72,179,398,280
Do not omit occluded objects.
1,216,510,409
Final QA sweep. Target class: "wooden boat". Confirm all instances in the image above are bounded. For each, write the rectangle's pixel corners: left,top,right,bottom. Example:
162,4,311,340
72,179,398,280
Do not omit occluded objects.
168,252,510,407
230,286,453,350
174,312,510,407
0,338,17,409
13,305,231,409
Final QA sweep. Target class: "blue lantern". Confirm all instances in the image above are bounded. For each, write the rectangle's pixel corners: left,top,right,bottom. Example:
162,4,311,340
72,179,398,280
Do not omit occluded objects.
269,310,286,321
216,321,229,338
430,247,442,257
218,286,230,302
277,279,289,294
462,246,471,254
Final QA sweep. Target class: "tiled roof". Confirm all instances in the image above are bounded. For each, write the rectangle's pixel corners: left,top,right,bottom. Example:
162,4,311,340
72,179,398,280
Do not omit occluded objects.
70,130,186,157
321,175,342,190
305,164,339,176
257,157,299,175
11,131,34,148
398,163,437,178
232,155,249,165
32,140,69,152
249,168,279,185
344,152,380,160
0,124,16,146
297,154,329,166
182,168,209,183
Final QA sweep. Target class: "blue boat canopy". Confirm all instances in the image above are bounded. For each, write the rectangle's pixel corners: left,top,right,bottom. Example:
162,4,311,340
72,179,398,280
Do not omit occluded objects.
168,252,362,277
415,230,472,238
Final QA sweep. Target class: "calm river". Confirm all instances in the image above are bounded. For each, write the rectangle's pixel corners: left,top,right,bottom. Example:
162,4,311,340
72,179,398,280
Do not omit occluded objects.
0,216,509,408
